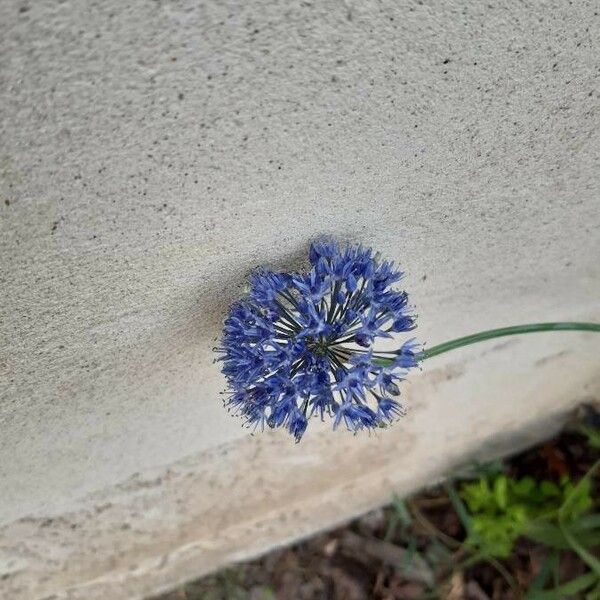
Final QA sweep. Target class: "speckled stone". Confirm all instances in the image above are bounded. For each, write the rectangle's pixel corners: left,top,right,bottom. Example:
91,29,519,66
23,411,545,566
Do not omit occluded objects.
0,0,599,598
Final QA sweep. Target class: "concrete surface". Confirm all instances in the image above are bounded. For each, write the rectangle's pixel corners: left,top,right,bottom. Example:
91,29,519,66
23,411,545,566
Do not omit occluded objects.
0,0,599,598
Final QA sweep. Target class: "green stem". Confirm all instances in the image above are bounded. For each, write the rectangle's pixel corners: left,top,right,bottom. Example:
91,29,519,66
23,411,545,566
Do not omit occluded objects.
419,322,600,361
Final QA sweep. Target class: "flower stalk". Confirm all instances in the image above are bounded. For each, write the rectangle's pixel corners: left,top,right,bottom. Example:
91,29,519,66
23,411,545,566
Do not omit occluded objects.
418,322,600,361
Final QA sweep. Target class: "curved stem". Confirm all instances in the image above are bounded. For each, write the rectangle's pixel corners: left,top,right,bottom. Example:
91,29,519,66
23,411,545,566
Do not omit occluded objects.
419,322,600,361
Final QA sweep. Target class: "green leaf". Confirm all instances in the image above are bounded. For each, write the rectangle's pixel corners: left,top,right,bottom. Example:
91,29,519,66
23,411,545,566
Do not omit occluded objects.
579,425,600,450
524,522,568,549
576,514,600,530
494,475,509,510
383,513,398,543
447,482,475,537
526,572,598,599
525,519,600,550
540,481,561,499
512,476,536,498
506,504,528,524
425,538,452,567
559,459,600,577
561,526,600,577
391,495,413,528
586,581,600,600
558,460,599,521
403,535,417,569
528,553,559,594
458,459,506,480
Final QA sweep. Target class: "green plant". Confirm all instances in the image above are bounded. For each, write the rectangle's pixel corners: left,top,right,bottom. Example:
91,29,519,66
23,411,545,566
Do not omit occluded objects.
580,424,600,451
459,472,591,558
449,444,599,598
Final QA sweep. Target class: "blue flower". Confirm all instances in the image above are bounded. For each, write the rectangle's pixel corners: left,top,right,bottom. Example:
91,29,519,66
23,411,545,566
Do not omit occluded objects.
216,240,420,442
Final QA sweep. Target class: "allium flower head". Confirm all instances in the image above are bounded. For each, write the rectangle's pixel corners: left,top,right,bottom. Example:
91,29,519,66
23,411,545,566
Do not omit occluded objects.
216,241,419,441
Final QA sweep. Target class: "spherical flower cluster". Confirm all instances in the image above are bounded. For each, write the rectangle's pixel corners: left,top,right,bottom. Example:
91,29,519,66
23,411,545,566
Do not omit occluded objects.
216,241,420,442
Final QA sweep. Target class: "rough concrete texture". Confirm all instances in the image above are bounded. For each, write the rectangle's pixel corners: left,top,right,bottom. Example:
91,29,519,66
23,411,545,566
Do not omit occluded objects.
0,0,599,597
